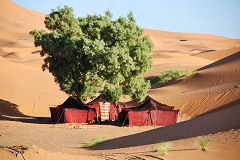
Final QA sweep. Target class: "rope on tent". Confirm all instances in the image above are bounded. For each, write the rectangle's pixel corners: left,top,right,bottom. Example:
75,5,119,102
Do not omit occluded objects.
142,110,151,126
57,109,64,123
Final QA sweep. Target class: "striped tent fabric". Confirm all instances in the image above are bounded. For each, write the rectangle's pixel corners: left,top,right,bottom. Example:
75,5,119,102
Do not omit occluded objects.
99,102,110,121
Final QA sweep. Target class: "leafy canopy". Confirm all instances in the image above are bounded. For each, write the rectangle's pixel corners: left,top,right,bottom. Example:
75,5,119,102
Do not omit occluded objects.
30,6,153,101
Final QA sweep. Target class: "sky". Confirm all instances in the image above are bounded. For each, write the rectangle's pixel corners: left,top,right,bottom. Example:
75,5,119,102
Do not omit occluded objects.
13,0,240,39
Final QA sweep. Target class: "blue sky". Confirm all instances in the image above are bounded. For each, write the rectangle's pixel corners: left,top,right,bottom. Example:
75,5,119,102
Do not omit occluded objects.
13,0,240,38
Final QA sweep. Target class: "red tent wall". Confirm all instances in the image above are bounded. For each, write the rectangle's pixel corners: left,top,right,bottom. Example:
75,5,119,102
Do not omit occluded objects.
128,110,179,126
152,110,179,126
128,110,150,126
64,109,89,123
64,108,97,123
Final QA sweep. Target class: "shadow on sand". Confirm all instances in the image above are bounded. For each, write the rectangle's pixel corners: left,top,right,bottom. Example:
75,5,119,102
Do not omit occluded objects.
89,100,240,150
0,99,50,124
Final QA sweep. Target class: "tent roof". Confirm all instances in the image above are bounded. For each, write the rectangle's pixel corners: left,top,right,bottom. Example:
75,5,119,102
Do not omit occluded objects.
124,96,174,111
118,100,141,108
61,96,90,109
87,94,174,111
88,94,109,104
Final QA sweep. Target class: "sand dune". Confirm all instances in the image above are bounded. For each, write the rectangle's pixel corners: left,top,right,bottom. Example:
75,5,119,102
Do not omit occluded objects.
0,0,45,48
0,47,44,68
144,29,240,75
0,0,240,159
0,56,67,117
149,51,240,118
145,29,240,54
0,0,67,117
194,47,240,61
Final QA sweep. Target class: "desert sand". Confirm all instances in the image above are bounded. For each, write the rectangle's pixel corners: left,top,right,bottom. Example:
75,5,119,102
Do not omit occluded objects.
0,0,240,159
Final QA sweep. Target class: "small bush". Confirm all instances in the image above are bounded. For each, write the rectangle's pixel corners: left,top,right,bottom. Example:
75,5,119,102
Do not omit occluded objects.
85,137,105,147
158,70,195,86
157,143,171,155
146,70,195,87
0,144,5,148
197,136,209,151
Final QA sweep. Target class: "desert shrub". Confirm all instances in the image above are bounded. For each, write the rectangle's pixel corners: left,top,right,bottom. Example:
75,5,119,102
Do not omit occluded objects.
147,70,195,87
157,143,171,155
158,70,195,85
197,136,209,151
85,137,105,147
0,144,5,148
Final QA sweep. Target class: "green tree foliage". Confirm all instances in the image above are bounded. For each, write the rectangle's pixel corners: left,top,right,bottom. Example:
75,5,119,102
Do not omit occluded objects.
30,6,153,101
103,87,123,102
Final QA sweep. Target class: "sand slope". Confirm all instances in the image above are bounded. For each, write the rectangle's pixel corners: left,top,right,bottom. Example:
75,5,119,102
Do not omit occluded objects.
149,50,240,118
0,56,67,117
194,47,240,61
145,29,240,54
0,0,45,48
0,0,67,117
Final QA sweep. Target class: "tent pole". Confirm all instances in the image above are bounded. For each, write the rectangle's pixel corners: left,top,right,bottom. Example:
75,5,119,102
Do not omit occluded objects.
86,110,89,123
121,113,128,127
149,110,153,126
155,110,157,126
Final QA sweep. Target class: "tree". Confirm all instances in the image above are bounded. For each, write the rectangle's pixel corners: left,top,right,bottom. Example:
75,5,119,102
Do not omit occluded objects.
30,6,153,102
